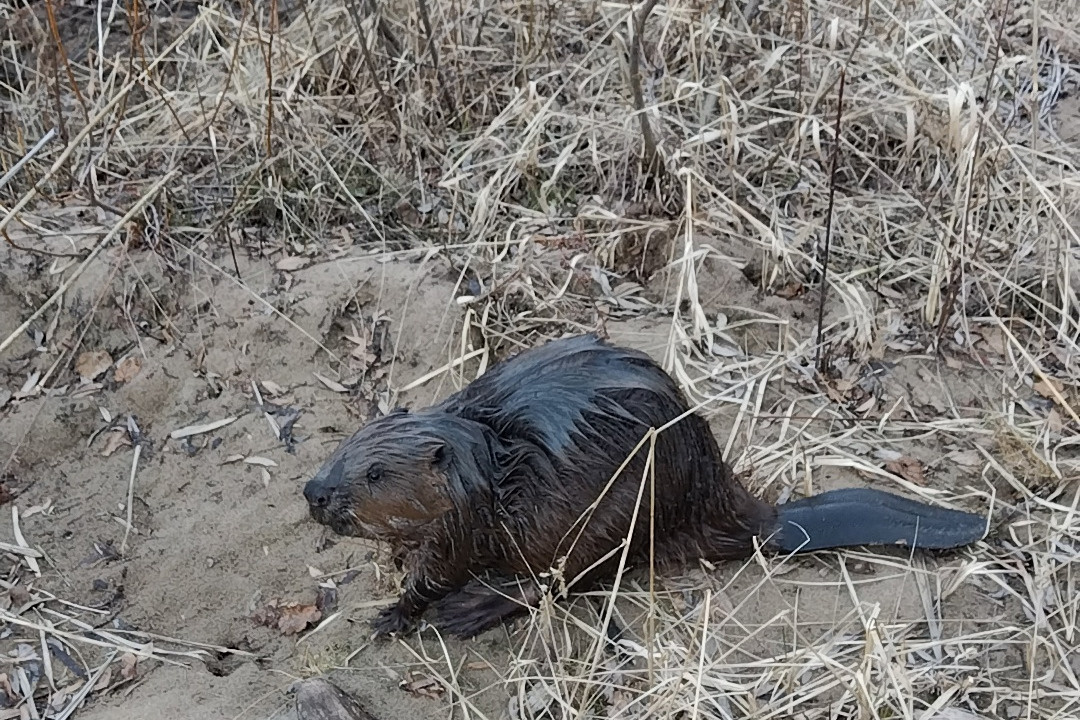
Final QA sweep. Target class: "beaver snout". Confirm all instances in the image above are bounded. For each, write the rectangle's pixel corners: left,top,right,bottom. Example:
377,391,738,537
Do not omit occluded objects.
304,455,350,515
303,475,338,511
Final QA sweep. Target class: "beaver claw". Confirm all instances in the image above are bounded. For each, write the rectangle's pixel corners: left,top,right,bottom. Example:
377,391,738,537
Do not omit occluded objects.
371,605,416,637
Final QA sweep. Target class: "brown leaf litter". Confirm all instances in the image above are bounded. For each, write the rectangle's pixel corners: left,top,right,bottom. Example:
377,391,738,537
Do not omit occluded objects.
75,350,113,382
399,671,445,700
884,455,928,486
252,599,323,636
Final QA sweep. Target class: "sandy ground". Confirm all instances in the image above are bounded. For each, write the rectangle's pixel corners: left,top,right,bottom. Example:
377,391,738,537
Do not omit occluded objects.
0,230,1026,720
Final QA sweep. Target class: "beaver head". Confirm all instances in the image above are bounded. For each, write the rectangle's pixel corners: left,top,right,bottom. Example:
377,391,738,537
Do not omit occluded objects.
303,409,496,541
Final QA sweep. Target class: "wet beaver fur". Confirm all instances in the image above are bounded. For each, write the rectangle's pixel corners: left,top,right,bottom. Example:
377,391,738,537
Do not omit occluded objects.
304,334,987,638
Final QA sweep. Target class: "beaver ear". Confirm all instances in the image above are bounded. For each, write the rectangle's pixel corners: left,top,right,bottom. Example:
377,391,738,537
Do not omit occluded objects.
432,442,450,468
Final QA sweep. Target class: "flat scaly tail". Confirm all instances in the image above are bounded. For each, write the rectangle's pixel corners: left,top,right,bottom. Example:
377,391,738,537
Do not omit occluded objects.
772,487,987,554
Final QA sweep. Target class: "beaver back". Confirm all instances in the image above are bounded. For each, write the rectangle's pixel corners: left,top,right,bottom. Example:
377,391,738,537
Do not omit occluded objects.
430,334,775,582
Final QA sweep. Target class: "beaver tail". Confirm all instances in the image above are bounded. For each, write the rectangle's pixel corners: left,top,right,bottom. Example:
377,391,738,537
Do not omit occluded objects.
770,488,986,554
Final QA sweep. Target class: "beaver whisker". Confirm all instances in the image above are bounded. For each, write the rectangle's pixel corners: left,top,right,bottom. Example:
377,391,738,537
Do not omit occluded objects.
302,333,988,640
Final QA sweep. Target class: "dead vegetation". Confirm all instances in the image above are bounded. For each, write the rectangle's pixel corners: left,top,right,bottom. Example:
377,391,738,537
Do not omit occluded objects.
0,0,1078,718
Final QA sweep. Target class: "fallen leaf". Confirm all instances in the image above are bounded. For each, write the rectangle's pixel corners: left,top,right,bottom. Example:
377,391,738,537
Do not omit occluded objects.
76,350,112,382
977,328,1006,355
276,256,308,272
1033,376,1064,399
395,199,423,228
93,666,113,692
884,456,927,486
243,456,277,467
277,603,320,635
773,281,806,299
170,417,238,439
252,599,322,635
69,383,103,399
23,499,52,517
260,380,285,396
101,430,131,457
400,671,445,699
709,341,742,358
49,687,73,713
944,354,963,370
17,371,40,397
114,357,143,383
350,346,377,365
313,373,348,393
1047,408,1064,433
855,395,876,414
119,653,138,681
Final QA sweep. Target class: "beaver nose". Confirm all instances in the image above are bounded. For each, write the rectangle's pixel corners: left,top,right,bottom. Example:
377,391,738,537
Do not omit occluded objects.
303,477,335,509
305,458,345,511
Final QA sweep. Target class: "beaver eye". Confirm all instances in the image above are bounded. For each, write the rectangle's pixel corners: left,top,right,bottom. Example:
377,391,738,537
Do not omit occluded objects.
366,465,383,482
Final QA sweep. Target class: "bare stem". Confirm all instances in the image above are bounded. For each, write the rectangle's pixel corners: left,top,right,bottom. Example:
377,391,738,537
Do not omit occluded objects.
934,0,1013,348
814,0,870,374
347,0,401,131
814,67,846,374
628,0,662,176
416,0,458,122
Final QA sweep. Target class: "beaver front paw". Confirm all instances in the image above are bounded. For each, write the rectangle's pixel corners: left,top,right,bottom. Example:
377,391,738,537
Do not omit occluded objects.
371,604,416,637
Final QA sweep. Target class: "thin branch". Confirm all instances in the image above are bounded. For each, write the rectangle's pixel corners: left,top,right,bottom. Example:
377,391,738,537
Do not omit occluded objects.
346,0,401,131
43,0,90,125
416,0,458,122
814,0,871,374
628,0,662,176
814,66,847,375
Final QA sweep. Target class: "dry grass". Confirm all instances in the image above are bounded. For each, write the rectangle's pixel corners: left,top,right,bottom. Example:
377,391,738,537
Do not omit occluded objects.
1,0,1078,718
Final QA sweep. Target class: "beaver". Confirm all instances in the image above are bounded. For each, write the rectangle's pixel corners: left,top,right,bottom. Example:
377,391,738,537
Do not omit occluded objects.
303,333,987,638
